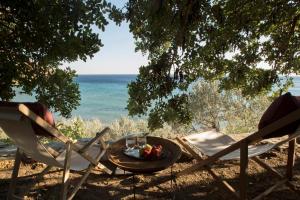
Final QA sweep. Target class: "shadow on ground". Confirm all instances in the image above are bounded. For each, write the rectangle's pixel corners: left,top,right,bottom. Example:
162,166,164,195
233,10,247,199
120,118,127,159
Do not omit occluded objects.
0,148,300,199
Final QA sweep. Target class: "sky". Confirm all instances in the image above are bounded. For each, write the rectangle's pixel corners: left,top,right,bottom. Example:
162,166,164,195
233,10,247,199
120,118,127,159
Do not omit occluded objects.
62,1,147,75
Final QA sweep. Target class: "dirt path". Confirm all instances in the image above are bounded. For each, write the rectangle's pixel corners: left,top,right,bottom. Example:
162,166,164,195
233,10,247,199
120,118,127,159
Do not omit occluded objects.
0,145,300,199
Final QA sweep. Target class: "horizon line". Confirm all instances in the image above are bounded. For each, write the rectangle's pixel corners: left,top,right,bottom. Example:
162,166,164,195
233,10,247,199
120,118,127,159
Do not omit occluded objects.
75,73,300,77
76,73,138,75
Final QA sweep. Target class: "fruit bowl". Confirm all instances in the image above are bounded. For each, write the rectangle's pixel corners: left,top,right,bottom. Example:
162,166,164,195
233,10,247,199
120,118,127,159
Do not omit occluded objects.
124,144,164,160
109,136,182,173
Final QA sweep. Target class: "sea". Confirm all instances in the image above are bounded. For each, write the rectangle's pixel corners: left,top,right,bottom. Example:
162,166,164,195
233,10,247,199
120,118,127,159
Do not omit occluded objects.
13,75,300,123
14,75,136,123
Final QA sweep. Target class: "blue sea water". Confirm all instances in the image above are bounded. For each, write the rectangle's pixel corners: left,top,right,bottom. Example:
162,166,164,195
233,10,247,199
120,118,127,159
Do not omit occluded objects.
13,75,300,123
72,75,136,122
14,75,137,123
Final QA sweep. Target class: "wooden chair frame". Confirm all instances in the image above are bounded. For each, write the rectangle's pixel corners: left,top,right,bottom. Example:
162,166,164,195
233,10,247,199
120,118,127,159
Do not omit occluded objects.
2,104,110,200
175,108,300,200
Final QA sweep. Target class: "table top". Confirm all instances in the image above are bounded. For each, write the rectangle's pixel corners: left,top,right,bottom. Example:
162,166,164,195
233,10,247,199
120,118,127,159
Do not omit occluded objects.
107,136,182,173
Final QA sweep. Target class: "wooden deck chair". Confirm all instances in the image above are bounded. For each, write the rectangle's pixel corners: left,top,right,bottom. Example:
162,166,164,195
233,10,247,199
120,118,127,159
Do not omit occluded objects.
0,104,110,200
176,108,300,200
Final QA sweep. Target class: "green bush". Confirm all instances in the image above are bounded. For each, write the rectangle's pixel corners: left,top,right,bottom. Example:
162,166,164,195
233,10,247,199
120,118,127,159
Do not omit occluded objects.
189,80,271,134
56,117,103,140
108,117,190,141
55,116,190,142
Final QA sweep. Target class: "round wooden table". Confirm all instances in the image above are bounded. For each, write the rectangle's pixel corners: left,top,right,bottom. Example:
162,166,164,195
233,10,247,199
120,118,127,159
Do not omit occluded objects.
107,136,182,173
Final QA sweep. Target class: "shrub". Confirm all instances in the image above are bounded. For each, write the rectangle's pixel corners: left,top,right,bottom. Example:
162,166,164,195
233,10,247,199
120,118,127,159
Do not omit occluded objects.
108,117,190,141
55,117,98,140
189,80,271,134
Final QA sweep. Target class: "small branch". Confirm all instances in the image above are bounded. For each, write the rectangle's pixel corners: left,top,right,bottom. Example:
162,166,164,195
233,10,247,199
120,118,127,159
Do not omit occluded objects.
289,14,300,39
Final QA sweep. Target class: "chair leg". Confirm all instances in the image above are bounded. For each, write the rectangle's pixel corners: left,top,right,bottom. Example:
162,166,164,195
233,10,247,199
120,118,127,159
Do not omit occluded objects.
68,139,106,200
7,148,22,200
68,165,94,200
61,142,72,200
240,141,248,200
176,137,239,198
286,139,296,180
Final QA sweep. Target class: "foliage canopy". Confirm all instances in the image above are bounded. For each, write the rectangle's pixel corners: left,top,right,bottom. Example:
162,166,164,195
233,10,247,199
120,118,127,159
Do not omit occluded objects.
0,0,121,117
126,0,300,129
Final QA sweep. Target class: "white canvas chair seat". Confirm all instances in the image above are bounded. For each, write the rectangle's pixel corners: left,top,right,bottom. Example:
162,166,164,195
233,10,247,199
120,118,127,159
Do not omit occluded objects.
56,143,101,171
183,130,276,160
0,110,103,171
0,104,110,200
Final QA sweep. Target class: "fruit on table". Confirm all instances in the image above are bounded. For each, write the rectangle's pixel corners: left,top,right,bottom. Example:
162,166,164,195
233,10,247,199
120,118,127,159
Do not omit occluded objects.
139,144,163,159
151,145,162,157
140,144,152,158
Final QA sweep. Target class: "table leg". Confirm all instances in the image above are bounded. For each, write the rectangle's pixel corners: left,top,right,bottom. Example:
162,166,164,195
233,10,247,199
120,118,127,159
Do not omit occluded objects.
132,174,136,200
170,165,178,199
171,166,173,189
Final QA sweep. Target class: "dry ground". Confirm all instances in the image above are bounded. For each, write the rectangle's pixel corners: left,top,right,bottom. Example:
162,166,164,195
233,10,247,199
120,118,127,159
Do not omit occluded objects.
0,146,300,200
